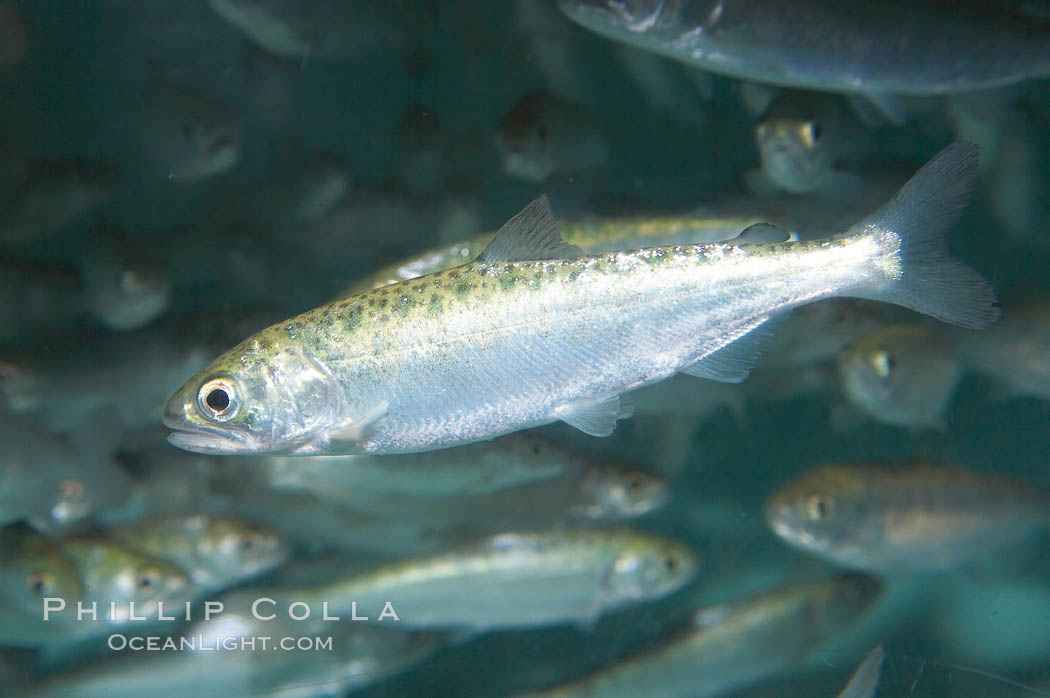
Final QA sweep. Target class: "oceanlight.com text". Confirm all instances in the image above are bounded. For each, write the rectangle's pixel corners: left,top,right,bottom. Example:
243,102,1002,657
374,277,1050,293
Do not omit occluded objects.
107,634,334,652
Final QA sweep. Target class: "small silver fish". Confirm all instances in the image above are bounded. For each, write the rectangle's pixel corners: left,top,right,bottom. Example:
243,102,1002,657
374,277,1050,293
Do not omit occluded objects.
108,515,289,590
294,529,699,631
135,81,240,183
165,143,998,456
497,90,609,181
81,225,172,331
765,462,1050,572
838,324,961,428
520,574,883,697
755,91,851,194
558,0,1050,121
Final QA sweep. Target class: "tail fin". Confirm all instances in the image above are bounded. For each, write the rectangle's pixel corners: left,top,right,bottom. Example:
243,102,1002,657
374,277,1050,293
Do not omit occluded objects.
855,142,1000,329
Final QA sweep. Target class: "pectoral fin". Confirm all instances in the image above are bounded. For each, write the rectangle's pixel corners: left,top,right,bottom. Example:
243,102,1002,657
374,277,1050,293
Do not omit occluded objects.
554,394,634,437
326,401,390,447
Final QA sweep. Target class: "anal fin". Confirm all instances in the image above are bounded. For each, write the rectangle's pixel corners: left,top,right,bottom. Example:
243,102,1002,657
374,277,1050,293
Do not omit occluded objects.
554,394,634,437
680,312,790,383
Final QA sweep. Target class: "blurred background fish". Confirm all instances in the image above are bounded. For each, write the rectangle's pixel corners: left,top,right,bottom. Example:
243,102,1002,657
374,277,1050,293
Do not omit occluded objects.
764,462,1050,573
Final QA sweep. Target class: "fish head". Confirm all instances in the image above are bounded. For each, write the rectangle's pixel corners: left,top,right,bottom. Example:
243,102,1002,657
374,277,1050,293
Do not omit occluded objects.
496,91,607,181
837,325,956,426
756,116,832,193
148,83,241,182
496,92,560,182
837,334,901,415
605,534,698,602
81,543,189,619
3,546,85,614
164,333,345,455
575,467,670,519
112,557,189,616
47,472,123,525
763,464,876,562
172,113,240,181
86,240,173,331
195,517,290,581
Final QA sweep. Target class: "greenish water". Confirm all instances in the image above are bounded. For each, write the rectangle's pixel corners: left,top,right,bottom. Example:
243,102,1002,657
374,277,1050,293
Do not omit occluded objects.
0,1,1048,696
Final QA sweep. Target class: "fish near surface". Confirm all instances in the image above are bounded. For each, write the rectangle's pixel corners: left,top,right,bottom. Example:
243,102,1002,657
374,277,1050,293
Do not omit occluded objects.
164,142,998,456
764,462,1050,573
557,0,1050,107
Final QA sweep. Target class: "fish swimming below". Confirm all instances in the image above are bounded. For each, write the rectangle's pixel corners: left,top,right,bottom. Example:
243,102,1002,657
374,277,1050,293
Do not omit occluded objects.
517,574,883,698
164,142,999,456
764,461,1050,573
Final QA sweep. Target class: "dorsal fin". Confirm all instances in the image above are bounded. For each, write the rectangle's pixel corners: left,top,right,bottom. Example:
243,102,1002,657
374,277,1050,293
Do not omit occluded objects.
475,196,583,263
734,222,790,244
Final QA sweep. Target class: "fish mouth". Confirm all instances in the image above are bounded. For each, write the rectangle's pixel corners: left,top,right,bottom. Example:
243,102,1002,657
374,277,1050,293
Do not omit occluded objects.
166,429,256,455
162,399,259,455
763,142,813,170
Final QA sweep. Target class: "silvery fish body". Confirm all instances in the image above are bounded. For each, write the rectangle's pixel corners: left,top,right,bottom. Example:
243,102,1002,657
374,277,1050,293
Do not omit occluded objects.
107,515,290,590
293,529,698,631
764,462,1050,572
520,574,883,698
558,0,1050,96
164,143,998,456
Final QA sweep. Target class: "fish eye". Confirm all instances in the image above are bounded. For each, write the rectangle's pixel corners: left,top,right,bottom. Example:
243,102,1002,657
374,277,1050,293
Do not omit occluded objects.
805,492,832,521
119,270,147,294
58,478,84,498
663,555,677,572
197,377,239,422
138,569,160,591
799,121,822,148
27,572,53,596
870,350,896,379
627,476,643,492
